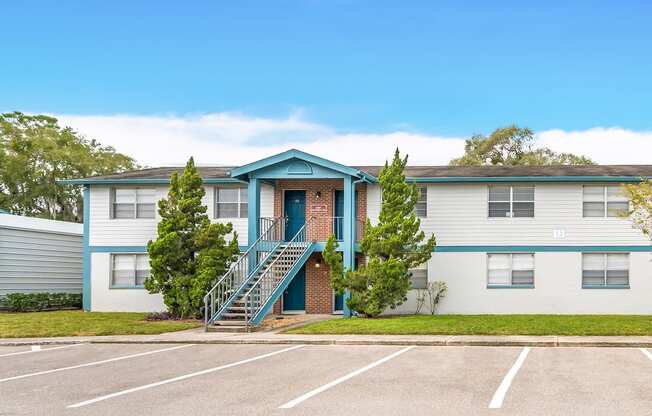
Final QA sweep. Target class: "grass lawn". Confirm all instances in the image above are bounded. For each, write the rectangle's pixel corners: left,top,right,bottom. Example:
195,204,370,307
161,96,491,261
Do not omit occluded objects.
0,310,201,338
284,314,652,336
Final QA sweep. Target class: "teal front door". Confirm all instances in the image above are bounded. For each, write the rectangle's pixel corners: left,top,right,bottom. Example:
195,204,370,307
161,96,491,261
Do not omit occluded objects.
283,266,306,311
284,190,306,241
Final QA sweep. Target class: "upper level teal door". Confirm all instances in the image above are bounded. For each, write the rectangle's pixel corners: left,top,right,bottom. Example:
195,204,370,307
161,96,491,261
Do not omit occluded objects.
284,190,306,241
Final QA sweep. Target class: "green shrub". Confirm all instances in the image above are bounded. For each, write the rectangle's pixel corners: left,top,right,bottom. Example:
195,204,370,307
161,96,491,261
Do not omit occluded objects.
3,293,82,312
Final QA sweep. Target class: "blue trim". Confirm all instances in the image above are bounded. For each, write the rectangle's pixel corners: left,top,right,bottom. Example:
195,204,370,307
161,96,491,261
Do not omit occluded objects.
582,284,630,289
247,179,261,271
90,246,148,253
58,178,245,185
342,176,355,318
82,186,91,311
487,285,535,289
436,245,652,252
89,245,248,253
230,149,376,182
408,176,649,184
251,243,316,325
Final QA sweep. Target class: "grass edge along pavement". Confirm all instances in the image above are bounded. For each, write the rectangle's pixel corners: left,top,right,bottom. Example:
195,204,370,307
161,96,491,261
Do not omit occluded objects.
0,310,201,338
283,314,652,336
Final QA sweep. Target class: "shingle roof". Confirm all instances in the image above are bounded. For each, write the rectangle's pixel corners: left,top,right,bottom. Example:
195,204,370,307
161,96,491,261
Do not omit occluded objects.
80,166,236,180
354,165,652,178
65,164,652,183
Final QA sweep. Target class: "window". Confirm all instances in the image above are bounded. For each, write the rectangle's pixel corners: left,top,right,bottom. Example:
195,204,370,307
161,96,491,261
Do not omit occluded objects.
415,186,427,218
487,253,534,287
409,263,428,289
215,186,248,218
488,185,534,218
111,254,150,287
583,185,629,218
112,188,156,219
582,253,629,287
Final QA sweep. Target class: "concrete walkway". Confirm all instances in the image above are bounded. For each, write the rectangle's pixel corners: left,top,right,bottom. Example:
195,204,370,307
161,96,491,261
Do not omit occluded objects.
2,327,651,348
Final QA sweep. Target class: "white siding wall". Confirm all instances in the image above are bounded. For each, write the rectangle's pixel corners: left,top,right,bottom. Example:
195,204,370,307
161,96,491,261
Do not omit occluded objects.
90,253,165,312
388,251,652,315
366,183,648,245
88,183,275,312
89,184,275,247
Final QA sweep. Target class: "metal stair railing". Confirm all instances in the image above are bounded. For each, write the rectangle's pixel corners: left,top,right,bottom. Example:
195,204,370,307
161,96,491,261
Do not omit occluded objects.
242,216,316,329
203,217,283,327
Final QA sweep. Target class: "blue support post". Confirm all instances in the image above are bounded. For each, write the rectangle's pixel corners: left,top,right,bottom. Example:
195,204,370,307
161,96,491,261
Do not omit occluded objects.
247,178,261,271
82,185,91,311
342,176,355,318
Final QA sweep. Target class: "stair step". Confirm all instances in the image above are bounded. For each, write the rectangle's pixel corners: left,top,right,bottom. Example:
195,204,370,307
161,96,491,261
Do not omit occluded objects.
214,319,247,326
221,312,246,318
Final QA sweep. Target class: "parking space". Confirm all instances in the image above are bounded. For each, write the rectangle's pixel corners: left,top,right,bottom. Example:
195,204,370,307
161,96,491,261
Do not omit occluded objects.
0,344,649,416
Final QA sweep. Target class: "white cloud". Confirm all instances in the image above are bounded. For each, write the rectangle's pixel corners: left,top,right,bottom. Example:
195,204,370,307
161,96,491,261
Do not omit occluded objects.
538,128,652,164
55,112,652,167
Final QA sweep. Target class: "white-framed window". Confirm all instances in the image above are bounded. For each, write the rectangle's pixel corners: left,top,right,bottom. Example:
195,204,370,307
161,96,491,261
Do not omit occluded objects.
409,262,428,289
215,186,248,218
415,186,427,218
487,253,535,287
488,185,534,218
583,185,629,218
111,254,150,287
112,188,156,219
582,253,629,287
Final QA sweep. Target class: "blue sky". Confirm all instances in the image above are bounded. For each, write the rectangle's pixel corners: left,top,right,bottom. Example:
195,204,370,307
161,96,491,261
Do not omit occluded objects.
2,1,652,165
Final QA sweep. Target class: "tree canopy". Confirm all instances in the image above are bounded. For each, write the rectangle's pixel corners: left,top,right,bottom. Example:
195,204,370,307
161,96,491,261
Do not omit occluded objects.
0,111,136,222
323,149,436,317
449,125,594,166
624,180,652,239
146,157,240,318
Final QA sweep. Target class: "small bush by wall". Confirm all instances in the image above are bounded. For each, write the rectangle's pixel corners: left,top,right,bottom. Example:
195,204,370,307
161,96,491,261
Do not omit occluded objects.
2,293,83,312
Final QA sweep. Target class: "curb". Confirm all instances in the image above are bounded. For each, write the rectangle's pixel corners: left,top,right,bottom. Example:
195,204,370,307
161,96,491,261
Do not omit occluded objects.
2,337,652,348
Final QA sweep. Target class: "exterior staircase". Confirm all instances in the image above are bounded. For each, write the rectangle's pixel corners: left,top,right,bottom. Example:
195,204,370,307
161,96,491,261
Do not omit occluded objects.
204,217,315,332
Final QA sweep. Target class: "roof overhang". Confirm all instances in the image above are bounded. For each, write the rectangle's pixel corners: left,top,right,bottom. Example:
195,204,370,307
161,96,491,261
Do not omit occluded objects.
57,178,245,185
406,176,649,183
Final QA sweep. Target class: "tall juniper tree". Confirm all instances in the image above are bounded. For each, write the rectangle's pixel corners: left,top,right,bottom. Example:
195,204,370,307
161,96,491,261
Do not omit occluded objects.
146,157,239,318
323,149,436,317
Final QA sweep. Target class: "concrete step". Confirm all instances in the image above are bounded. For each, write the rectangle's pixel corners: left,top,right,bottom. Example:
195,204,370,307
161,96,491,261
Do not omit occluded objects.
206,324,250,333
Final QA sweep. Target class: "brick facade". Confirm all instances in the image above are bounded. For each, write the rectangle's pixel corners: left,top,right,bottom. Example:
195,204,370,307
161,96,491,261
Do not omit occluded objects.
268,178,367,314
305,253,333,314
272,179,367,242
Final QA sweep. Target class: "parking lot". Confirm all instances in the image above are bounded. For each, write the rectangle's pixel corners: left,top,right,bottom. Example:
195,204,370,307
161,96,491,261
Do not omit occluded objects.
0,343,650,416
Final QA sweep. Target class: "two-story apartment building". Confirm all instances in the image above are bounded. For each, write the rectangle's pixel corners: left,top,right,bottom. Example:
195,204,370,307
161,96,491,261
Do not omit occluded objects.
62,149,652,330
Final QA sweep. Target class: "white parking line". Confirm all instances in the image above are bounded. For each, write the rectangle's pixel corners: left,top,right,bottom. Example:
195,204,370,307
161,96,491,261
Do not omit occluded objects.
67,344,305,409
279,346,415,409
0,343,84,358
641,348,652,361
0,344,194,383
489,347,530,409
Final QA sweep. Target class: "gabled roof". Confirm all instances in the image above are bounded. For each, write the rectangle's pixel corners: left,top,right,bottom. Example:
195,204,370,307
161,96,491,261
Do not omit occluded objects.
230,149,377,181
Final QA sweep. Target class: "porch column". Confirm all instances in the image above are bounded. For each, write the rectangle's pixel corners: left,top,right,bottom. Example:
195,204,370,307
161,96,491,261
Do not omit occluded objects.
247,177,261,271
342,176,355,318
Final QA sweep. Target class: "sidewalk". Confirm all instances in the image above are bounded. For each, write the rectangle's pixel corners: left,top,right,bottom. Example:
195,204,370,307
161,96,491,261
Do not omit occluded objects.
1,327,651,348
